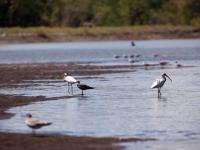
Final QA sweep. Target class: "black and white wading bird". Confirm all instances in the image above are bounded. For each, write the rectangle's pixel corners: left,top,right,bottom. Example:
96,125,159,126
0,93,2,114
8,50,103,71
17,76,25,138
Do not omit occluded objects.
151,73,172,98
63,73,78,94
77,81,94,96
25,113,52,134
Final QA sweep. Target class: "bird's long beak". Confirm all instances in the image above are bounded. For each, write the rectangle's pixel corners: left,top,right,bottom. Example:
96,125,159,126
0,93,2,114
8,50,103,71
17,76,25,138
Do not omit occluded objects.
165,74,172,82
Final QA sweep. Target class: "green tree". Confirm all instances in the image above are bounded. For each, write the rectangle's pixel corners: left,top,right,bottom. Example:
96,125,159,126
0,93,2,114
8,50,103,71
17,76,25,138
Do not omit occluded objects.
52,0,94,27
0,0,11,26
92,0,123,26
8,0,47,26
153,0,188,25
186,0,200,25
0,0,199,27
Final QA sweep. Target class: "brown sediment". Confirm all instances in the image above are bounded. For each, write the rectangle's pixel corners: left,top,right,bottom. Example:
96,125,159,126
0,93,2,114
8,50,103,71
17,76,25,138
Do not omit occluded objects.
0,63,160,86
159,61,168,66
0,63,115,85
0,132,157,150
0,95,45,119
0,132,120,150
176,64,183,68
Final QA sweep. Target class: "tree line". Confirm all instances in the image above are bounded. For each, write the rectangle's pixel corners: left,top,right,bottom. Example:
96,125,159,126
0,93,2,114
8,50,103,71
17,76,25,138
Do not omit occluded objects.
0,0,199,27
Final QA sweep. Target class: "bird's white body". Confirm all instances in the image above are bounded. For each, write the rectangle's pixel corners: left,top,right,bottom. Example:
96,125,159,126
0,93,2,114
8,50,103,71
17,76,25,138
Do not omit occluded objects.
25,117,50,129
64,75,77,83
25,114,51,133
63,73,77,94
151,77,166,89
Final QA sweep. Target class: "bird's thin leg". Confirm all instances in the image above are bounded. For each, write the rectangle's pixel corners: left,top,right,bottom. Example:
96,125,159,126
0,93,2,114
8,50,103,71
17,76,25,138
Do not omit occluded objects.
160,88,162,97
68,83,70,94
82,90,83,96
71,84,73,95
158,88,161,98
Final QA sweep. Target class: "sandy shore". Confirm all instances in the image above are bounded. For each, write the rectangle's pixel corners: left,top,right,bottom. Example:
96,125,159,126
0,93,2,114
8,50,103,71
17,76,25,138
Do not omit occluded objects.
0,62,158,150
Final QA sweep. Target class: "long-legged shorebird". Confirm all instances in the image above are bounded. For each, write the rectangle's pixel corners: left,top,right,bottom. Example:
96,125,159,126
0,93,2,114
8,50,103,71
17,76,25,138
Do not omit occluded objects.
25,113,52,134
77,81,94,96
151,73,172,98
63,73,78,94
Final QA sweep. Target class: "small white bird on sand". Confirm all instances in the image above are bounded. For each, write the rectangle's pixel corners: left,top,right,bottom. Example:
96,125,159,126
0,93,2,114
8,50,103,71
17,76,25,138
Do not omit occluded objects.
25,113,52,134
151,73,172,98
63,73,78,94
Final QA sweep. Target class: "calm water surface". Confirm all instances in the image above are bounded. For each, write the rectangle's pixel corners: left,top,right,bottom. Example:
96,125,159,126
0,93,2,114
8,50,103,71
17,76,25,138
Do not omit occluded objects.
0,39,200,64
0,39,200,150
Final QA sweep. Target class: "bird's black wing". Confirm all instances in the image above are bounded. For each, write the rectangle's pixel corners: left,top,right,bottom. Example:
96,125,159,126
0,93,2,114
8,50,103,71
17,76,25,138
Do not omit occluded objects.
78,84,94,89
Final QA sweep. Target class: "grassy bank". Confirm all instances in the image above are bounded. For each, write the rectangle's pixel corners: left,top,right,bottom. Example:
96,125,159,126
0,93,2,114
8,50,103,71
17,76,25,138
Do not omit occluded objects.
1,25,198,34
0,25,199,43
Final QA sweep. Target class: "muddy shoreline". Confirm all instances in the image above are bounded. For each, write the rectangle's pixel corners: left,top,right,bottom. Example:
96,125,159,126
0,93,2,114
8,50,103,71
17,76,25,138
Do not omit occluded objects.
0,132,157,150
0,95,45,119
0,62,160,85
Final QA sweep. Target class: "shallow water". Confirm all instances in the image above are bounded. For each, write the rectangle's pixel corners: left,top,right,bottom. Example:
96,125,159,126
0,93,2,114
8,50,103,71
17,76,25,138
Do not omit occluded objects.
0,39,200,149
0,39,200,64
